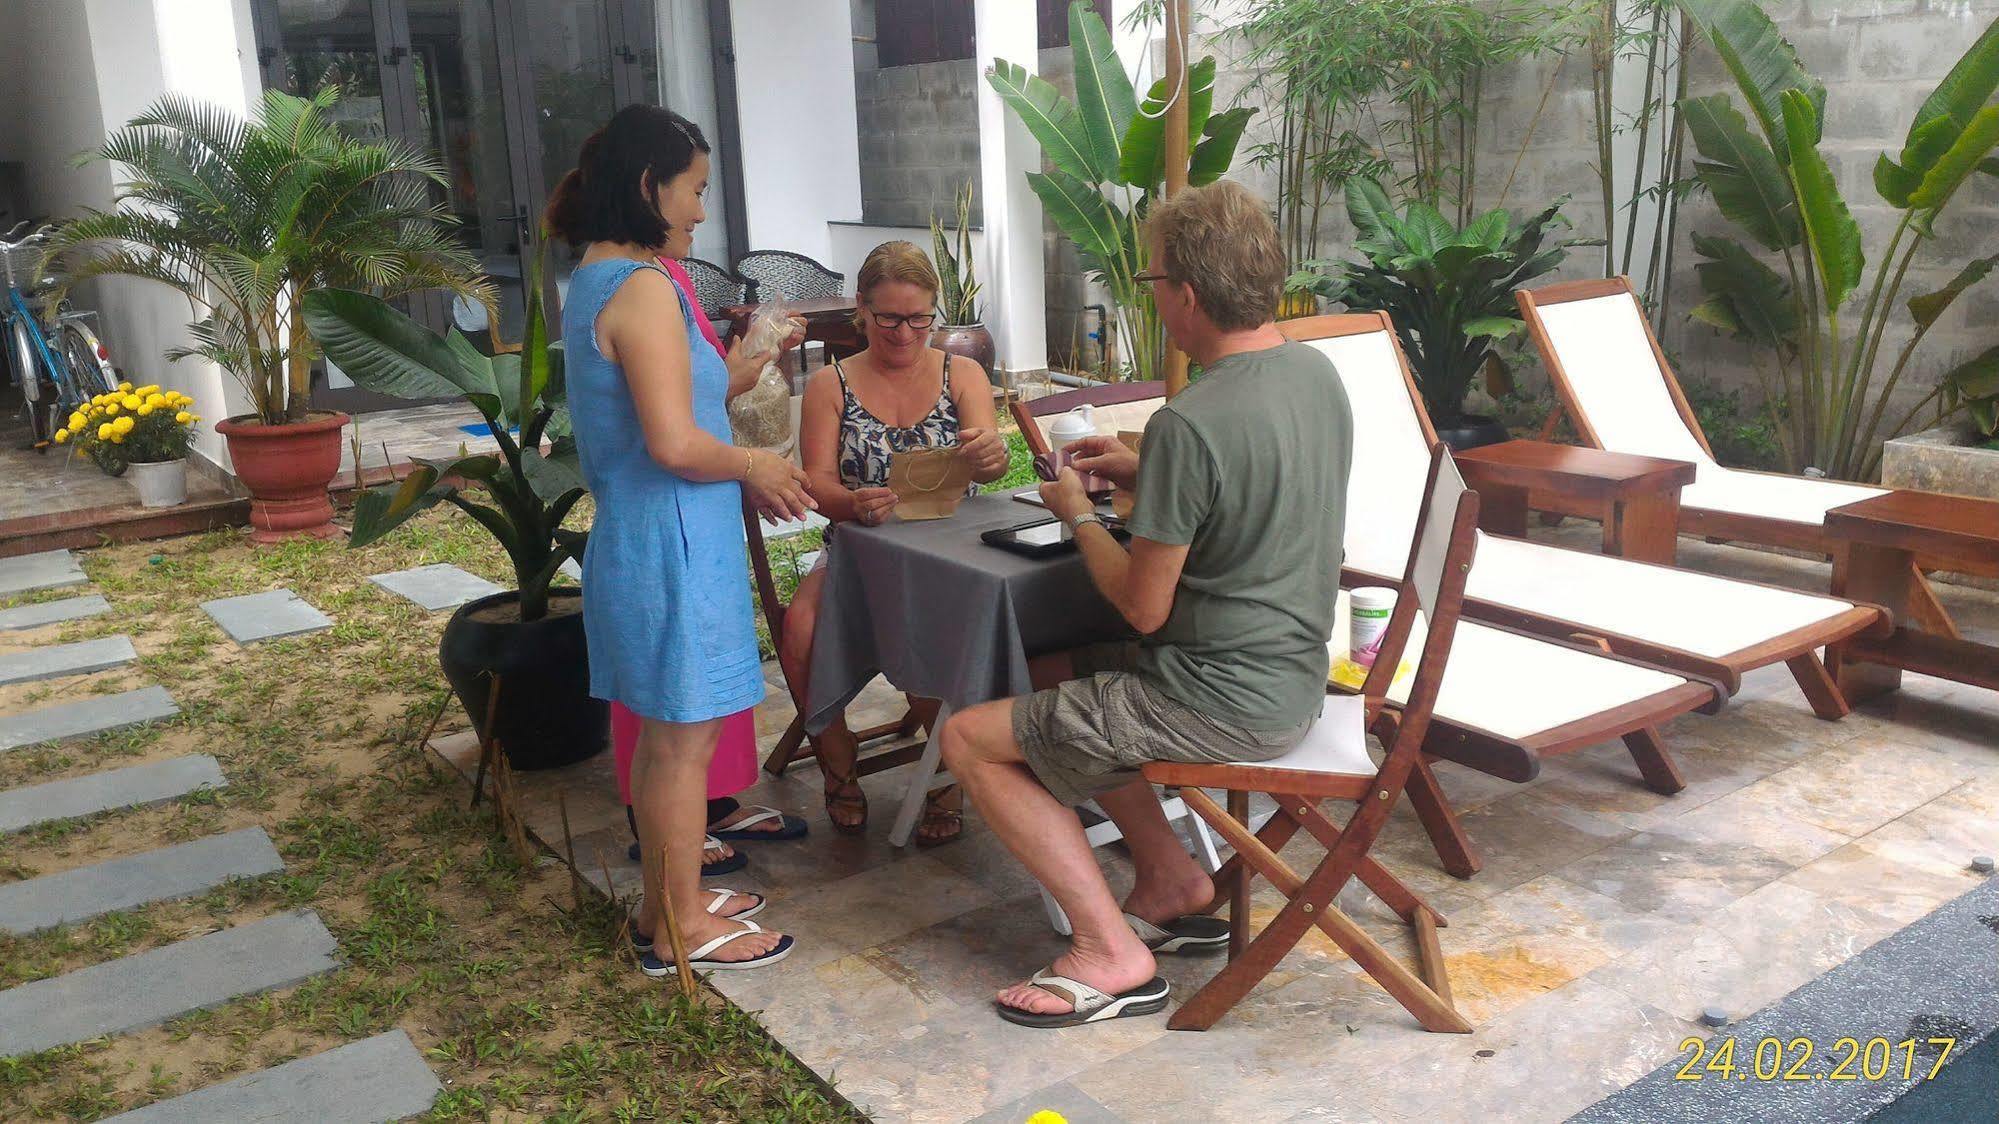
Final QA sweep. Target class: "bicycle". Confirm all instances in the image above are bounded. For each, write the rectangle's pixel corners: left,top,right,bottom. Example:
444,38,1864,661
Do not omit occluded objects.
1,220,119,449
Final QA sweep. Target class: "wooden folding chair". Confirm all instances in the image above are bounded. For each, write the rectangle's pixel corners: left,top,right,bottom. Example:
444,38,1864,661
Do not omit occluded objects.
1142,446,1481,1033
743,500,929,778
1009,379,1167,456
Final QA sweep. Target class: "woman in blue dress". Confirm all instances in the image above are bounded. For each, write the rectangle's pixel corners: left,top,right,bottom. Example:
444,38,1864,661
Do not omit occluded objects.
545,105,814,973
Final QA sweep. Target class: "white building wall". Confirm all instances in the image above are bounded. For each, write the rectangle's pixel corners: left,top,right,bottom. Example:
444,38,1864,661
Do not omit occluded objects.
728,0,863,265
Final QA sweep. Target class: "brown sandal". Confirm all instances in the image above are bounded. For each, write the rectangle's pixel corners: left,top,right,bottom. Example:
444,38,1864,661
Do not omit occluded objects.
914,784,963,848
823,765,869,836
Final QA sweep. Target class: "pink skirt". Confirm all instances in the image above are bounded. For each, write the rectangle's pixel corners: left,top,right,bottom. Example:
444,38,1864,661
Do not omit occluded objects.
611,702,760,804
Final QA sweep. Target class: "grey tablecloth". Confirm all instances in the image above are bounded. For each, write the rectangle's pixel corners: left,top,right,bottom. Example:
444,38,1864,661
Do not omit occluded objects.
804,491,1127,732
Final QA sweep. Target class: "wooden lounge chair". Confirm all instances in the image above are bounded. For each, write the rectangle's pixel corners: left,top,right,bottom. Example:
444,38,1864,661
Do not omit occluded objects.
1514,277,1891,553
743,500,928,779
1009,379,1167,456
1282,313,1889,724
1143,447,1482,1033
1515,277,1997,701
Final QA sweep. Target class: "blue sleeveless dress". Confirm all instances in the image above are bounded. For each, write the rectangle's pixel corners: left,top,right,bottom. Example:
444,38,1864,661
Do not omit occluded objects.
564,258,765,723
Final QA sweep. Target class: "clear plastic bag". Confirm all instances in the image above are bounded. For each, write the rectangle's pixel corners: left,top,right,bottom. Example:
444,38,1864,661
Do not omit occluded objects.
727,300,795,455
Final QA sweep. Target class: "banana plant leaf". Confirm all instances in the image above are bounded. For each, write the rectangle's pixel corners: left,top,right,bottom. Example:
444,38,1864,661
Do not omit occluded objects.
1781,91,1862,312
348,453,508,549
1189,107,1254,187
1691,232,1800,349
1909,253,1999,328
1683,94,1801,250
1678,0,1824,161
1025,169,1125,267
1119,57,1217,187
1908,106,1999,210
1070,1,1137,185
1911,18,1999,136
302,287,502,422
987,60,1106,183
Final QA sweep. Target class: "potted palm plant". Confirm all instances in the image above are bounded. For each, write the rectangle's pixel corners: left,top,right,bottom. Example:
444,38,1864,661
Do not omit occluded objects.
303,260,603,771
928,181,995,373
1291,179,1585,448
43,88,492,541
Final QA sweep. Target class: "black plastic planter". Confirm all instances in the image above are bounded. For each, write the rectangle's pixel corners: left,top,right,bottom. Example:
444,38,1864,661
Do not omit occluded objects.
439,587,607,771
1433,414,1511,452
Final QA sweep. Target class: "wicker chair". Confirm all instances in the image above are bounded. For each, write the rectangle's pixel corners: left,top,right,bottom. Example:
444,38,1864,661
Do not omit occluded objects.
682,256,754,318
735,250,844,303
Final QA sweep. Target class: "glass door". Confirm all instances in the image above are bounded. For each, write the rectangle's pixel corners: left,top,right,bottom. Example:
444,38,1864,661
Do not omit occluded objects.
253,0,655,412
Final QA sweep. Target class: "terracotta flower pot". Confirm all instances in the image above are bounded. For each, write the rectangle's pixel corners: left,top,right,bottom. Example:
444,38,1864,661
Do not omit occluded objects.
216,411,349,543
931,322,996,374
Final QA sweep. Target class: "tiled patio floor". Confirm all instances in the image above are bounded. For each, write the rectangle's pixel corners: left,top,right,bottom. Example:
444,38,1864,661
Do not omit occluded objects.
433,525,1999,1124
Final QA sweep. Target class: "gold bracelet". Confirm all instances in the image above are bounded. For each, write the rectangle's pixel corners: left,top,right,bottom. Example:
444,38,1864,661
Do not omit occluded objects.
742,448,754,480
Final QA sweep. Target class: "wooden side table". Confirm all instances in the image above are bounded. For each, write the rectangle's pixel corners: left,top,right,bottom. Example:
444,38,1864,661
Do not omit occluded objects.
1450,440,1699,565
1824,491,1999,702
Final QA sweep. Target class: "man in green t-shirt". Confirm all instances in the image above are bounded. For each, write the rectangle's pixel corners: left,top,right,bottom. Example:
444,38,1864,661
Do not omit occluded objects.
938,181,1353,1028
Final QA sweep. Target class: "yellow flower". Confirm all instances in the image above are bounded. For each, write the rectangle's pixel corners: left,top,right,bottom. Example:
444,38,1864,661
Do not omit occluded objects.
188,414,200,422
1025,1113,1069,1124
54,428,69,443
122,394,142,410
138,404,155,416
90,394,105,406
109,432,124,444
136,384,159,397
145,393,167,408
117,381,132,392
116,415,136,432
175,411,194,424
68,412,86,430
104,402,120,416
97,423,114,441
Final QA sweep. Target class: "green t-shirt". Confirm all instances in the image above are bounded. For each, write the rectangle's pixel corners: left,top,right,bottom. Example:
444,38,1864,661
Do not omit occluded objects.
1123,340,1354,730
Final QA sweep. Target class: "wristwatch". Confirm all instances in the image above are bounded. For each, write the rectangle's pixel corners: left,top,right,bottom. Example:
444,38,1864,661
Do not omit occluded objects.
1066,511,1106,535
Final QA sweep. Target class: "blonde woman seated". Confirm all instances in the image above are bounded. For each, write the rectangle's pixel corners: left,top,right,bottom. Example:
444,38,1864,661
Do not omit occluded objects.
780,240,1010,845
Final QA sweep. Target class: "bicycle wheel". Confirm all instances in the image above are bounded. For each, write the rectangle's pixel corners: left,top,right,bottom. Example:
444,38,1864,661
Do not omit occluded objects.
8,316,55,444
57,321,116,402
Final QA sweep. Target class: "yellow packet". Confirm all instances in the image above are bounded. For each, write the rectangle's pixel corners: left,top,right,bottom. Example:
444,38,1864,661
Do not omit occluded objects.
1328,657,1412,693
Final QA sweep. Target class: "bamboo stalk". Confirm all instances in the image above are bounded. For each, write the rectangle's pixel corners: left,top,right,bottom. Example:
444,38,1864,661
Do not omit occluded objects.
655,842,698,999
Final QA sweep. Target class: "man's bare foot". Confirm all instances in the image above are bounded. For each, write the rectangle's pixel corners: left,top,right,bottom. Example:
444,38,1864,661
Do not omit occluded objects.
995,932,1157,1016
1121,868,1216,929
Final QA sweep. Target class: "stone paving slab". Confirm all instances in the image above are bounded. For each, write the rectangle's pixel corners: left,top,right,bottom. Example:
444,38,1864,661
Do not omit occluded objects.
0,909,339,1057
0,685,179,753
0,635,137,686
0,755,224,834
0,828,284,935
0,550,87,597
0,595,111,631
200,589,332,645
369,563,503,612
103,1029,440,1123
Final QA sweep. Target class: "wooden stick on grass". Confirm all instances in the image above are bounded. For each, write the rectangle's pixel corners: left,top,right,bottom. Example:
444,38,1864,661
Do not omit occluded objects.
655,841,698,999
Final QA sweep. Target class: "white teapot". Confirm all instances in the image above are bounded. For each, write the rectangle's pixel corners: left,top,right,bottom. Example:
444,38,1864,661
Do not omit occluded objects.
1044,404,1098,451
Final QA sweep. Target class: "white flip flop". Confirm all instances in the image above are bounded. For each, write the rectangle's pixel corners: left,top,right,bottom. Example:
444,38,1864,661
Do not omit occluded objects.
995,968,1169,1028
641,918,795,975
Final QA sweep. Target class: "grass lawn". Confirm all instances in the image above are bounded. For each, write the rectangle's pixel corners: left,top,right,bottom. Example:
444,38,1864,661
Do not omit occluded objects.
0,508,863,1122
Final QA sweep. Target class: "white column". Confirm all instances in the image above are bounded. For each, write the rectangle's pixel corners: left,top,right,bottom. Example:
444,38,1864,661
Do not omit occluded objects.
1607,0,1680,296
974,0,1047,382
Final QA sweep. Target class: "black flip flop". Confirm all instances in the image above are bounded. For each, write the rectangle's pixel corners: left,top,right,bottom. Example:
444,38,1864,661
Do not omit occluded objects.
996,970,1170,1029
1125,912,1230,955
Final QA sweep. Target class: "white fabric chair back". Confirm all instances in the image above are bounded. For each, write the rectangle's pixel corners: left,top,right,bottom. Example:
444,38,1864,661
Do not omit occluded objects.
1301,331,1434,578
1408,453,1470,621
1532,293,1713,466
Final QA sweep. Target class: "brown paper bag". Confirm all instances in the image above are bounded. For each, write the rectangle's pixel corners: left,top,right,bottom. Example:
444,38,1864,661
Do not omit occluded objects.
888,447,972,520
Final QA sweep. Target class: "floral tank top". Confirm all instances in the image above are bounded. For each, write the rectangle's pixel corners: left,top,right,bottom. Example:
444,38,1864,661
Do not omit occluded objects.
835,352,976,495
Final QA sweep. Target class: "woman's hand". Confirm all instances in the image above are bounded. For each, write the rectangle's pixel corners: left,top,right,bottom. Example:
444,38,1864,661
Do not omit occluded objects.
957,426,1009,480
745,450,817,523
1066,434,1139,491
850,486,900,526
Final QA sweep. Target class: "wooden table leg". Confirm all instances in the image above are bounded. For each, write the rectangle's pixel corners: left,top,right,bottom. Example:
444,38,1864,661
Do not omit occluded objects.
1478,483,1530,539
1829,542,1909,704
1605,491,1681,565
